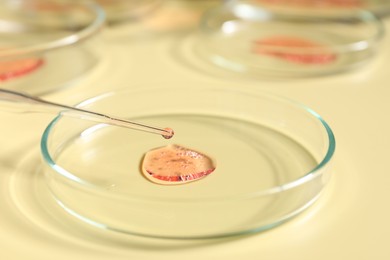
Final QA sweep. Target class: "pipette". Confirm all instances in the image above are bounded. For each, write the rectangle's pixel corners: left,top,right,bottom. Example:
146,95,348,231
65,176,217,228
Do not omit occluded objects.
0,88,174,139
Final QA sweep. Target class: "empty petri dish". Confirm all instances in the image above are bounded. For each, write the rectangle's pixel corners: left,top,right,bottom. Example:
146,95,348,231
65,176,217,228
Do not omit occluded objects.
196,1,385,77
0,0,105,95
41,84,335,239
105,0,221,38
83,0,162,25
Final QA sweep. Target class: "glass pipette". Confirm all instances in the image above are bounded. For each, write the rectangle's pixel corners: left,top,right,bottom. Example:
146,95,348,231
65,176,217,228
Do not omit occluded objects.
0,88,174,139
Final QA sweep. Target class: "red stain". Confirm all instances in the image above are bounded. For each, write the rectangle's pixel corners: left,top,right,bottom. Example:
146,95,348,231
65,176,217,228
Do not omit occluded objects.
253,36,336,65
0,57,44,81
147,169,215,182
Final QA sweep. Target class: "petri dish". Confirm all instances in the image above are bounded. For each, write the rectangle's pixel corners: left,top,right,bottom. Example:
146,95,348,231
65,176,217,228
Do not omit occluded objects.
83,0,162,25
0,0,105,95
232,0,390,17
105,0,221,39
196,1,385,77
41,85,335,239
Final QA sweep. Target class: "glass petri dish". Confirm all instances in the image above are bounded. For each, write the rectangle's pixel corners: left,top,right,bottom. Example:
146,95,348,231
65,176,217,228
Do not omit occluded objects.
0,0,105,95
231,0,390,17
196,1,385,77
41,85,335,239
82,0,162,25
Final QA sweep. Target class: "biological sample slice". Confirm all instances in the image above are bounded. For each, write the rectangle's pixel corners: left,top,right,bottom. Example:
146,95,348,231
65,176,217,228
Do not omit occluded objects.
0,58,44,81
142,144,216,185
253,36,337,65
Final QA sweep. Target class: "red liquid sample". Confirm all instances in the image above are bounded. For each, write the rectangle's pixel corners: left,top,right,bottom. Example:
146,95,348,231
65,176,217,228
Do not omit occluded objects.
162,127,174,139
0,58,44,81
253,36,337,65
142,144,216,185
254,0,363,8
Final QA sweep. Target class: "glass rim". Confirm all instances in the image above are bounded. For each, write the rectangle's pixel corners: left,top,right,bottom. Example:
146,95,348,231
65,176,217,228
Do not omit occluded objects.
0,1,105,58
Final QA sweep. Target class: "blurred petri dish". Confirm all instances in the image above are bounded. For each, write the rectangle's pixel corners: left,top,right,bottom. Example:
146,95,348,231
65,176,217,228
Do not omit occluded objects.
85,0,162,25
232,0,390,17
0,0,105,95
138,0,221,32
196,1,385,78
41,84,335,239
104,0,221,39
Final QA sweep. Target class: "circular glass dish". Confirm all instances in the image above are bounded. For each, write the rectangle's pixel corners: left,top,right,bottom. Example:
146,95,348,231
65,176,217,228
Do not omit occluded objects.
229,0,390,17
196,1,384,77
0,0,105,95
85,0,162,25
41,85,335,239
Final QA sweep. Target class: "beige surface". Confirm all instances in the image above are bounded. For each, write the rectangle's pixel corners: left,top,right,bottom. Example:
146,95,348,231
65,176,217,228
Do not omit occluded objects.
1,2,390,259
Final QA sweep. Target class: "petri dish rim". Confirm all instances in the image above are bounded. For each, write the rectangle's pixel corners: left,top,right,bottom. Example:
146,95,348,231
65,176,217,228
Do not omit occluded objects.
40,87,336,202
0,1,105,58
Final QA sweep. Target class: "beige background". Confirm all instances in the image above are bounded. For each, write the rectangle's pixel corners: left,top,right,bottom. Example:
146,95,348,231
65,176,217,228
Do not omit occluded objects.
1,1,389,259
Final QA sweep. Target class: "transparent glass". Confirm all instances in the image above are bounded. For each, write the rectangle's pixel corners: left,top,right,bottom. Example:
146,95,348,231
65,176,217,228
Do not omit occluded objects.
228,0,390,17
0,0,105,95
69,0,162,25
196,1,384,77
41,86,335,239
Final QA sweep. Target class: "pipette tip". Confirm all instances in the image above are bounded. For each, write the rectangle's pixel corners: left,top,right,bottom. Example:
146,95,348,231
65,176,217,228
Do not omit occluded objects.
162,127,174,139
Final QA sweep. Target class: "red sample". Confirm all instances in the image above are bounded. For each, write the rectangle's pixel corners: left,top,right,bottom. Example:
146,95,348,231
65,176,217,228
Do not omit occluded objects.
253,36,336,65
142,144,216,185
0,58,44,81
162,127,174,139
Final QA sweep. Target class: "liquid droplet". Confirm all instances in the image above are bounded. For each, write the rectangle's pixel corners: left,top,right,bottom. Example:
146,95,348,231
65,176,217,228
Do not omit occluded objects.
253,36,336,65
162,127,174,139
141,144,216,185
